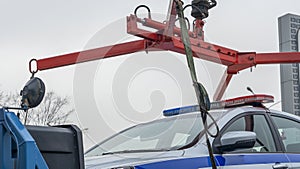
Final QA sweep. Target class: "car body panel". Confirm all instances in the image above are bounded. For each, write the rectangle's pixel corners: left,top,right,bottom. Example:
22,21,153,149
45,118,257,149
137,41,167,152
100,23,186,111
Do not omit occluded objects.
85,105,300,169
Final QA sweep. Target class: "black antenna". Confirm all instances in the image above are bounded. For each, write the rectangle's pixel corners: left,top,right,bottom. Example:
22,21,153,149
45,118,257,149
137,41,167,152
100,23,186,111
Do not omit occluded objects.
247,87,255,95
246,87,268,109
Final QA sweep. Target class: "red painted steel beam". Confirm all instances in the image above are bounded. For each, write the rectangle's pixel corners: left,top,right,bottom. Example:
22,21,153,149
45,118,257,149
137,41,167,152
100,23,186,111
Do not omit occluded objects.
141,18,194,37
214,71,233,101
213,52,300,100
127,15,162,41
226,52,300,74
127,15,194,40
255,52,300,64
226,52,256,74
164,0,177,37
127,16,239,67
172,37,237,66
36,40,147,71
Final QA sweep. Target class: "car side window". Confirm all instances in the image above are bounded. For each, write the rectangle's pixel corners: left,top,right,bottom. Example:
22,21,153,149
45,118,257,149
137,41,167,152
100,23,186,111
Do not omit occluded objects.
223,114,277,153
271,116,300,153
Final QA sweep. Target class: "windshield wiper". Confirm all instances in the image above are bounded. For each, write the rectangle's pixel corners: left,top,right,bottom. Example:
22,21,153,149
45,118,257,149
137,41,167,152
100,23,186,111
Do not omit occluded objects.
102,148,171,155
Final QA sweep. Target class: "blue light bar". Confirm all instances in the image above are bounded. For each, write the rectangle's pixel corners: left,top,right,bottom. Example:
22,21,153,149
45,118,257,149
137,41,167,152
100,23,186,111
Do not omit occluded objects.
163,105,200,117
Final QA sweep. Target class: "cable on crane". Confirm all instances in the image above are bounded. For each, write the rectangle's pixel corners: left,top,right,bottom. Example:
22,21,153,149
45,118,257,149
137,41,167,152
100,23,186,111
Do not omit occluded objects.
134,5,152,19
175,17,191,31
174,0,218,168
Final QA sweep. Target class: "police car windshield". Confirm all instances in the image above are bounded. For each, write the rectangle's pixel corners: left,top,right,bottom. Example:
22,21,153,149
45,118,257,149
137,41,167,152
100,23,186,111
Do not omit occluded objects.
86,112,220,157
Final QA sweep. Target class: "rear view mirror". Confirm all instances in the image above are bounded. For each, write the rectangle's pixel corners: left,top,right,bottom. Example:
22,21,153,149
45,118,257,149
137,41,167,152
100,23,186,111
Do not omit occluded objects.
217,131,256,153
20,77,46,109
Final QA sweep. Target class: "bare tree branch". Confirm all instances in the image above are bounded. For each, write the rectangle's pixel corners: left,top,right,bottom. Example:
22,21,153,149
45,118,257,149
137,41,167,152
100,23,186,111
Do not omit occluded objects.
0,91,74,126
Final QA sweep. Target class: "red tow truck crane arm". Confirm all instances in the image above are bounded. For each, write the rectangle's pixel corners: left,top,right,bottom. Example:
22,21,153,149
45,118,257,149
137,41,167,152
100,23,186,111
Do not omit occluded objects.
30,0,300,101
35,40,147,71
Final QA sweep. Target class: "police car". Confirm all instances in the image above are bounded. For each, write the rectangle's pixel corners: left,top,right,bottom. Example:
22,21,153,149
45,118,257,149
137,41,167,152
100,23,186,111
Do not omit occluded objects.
85,95,300,169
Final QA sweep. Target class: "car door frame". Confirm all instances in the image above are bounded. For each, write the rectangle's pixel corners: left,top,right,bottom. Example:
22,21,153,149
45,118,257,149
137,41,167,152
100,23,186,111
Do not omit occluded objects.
212,110,291,168
268,111,300,168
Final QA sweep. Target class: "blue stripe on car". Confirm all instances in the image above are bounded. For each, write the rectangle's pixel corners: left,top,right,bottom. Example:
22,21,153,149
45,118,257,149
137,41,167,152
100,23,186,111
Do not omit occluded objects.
135,154,300,169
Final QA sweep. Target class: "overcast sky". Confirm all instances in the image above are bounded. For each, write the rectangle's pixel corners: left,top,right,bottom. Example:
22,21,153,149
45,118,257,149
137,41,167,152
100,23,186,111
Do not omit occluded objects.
1,0,300,148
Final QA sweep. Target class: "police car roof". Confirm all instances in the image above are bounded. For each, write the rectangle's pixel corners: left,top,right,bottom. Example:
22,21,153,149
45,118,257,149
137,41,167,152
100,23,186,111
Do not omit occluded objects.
163,94,274,117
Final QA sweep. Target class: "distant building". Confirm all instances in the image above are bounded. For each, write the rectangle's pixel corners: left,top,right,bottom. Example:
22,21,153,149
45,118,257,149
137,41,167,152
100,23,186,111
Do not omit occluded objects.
278,13,300,115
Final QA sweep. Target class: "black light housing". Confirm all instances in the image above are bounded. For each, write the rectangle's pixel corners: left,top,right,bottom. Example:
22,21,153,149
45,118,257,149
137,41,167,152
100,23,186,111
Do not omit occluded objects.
191,0,217,20
20,77,45,109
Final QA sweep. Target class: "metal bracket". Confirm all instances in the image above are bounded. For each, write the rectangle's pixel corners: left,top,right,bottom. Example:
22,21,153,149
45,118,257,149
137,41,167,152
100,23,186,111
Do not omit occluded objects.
0,108,48,169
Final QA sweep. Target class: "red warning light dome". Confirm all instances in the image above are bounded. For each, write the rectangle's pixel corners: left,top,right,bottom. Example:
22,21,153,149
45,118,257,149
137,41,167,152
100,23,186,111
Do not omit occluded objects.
210,94,274,110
